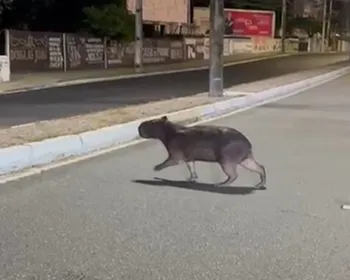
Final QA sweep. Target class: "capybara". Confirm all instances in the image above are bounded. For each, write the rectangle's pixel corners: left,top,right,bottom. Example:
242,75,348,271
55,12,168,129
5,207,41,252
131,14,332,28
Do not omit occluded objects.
138,116,266,187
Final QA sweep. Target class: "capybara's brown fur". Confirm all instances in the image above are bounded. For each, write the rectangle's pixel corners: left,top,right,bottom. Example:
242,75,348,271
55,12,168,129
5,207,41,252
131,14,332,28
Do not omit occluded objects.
138,116,266,187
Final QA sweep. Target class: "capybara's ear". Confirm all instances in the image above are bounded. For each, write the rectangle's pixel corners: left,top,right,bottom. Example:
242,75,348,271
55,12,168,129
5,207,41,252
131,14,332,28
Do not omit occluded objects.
161,116,168,121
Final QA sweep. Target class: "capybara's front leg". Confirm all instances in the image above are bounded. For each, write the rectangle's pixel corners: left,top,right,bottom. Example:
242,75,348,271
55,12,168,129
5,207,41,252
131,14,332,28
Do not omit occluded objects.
191,161,199,180
185,161,198,181
153,156,179,171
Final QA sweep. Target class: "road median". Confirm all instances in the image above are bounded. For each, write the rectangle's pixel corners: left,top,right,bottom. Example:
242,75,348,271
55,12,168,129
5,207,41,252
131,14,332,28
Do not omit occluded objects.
0,62,349,177
1,52,288,94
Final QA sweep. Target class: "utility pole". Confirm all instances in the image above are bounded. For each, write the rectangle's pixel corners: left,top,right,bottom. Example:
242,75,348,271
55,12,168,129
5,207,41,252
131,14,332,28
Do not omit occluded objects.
326,0,333,48
134,0,143,72
281,0,287,53
347,1,350,59
346,0,350,59
209,0,224,97
321,0,328,52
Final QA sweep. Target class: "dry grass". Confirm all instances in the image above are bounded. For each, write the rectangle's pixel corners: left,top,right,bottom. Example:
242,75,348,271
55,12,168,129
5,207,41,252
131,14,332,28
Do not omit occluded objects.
0,94,230,148
0,61,347,148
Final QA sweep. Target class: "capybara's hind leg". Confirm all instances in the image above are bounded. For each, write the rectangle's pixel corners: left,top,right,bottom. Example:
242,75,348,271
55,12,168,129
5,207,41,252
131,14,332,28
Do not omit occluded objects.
154,156,179,171
216,160,238,186
185,161,198,181
191,161,198,180
240,154,266,188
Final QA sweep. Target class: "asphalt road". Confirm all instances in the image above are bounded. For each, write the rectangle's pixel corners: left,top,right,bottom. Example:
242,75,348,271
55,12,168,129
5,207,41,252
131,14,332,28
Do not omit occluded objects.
2,73,350,279
0,52,348,127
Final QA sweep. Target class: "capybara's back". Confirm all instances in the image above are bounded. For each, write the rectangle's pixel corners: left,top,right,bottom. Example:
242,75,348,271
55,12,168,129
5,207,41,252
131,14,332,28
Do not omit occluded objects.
168,124,252,163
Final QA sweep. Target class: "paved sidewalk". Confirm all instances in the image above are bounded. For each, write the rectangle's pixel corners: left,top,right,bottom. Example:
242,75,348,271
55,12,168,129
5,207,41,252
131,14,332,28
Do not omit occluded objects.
1,52,285,93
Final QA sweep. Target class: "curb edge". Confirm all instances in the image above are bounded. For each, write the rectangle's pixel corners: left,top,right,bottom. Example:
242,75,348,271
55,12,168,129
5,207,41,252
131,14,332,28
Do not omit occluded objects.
0,65,349,176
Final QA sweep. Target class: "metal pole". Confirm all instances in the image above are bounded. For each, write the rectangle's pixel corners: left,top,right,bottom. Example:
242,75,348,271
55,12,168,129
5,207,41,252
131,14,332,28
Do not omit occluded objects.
326,0,333,50
103,36,108,69
62,33,67,72
321,0,327,52
347,1,350,60
281,0,287,53
134,0,143,72
209,0,224,97
4,29,11,79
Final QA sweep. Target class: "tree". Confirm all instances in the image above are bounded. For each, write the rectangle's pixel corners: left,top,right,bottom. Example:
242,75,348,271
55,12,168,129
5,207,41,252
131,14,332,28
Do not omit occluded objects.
287,16,322,37
0,0,37,29
0,0,134,38
83,3,135,41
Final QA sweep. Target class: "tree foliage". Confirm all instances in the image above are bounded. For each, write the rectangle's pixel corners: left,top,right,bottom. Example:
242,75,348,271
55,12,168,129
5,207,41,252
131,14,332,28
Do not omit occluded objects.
0,0,134,40
0,0,343,39
287,16,323,37
83,4,135,40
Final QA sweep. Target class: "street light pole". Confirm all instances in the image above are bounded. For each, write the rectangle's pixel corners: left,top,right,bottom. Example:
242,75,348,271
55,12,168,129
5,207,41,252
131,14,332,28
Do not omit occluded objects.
321,0,328,52
347,1,350,60
134,0,143,72
326,0,333,48
209,0,224,97
281,0,287,53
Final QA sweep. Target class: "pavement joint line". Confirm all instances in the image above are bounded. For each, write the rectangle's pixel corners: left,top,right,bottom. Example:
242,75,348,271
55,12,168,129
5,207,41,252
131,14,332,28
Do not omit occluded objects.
0,54,291,95
10,123,36,129
0,65,349,184
224,91,253,96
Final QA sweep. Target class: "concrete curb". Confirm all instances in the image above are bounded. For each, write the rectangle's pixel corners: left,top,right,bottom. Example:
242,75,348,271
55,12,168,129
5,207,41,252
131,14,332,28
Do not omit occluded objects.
0,65,349,176
2,54,290,94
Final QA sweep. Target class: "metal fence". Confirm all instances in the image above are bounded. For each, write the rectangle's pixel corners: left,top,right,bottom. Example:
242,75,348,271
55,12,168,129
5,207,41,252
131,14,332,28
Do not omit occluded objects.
5,28,344,73
7,29,194,73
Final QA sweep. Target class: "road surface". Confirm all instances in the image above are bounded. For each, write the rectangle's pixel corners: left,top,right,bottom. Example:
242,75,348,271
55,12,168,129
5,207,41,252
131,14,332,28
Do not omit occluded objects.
1,73,350,279
0,53,348,127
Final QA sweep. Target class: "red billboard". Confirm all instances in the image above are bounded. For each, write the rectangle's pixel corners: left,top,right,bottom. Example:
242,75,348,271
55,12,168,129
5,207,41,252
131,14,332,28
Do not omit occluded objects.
224,9,275,37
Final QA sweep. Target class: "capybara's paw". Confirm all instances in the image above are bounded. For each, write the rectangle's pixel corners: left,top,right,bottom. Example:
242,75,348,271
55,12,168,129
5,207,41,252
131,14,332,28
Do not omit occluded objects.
187,177,196,182
255,182,266,189
153,165,162,171
187,173,198,182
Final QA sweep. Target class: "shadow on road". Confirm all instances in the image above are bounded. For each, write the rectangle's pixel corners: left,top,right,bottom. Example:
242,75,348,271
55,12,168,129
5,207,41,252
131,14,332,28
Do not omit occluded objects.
132,177,266,195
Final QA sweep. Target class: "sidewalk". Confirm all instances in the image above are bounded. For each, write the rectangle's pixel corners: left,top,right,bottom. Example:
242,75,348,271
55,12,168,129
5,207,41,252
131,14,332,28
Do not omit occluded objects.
1,52,287,94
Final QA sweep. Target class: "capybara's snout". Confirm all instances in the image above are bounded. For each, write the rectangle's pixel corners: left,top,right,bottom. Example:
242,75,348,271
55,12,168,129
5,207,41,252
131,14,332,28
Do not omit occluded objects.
138,123,148,138
138,117,169,139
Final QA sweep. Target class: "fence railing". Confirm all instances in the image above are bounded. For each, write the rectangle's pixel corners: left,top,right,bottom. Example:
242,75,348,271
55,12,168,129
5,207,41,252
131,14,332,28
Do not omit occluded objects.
0,29,284,73
3,29,346,74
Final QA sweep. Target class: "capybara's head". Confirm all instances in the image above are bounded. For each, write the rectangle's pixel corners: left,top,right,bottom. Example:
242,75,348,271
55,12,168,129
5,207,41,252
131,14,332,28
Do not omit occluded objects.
138,116,172,140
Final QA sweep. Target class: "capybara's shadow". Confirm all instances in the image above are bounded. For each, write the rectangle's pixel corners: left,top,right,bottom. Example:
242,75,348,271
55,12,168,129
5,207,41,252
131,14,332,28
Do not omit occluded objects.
132,177,266,195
